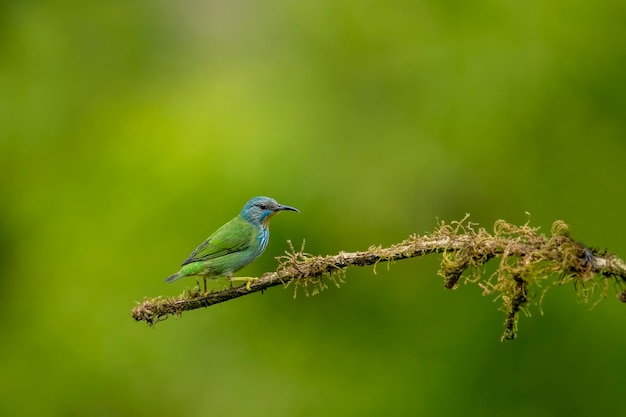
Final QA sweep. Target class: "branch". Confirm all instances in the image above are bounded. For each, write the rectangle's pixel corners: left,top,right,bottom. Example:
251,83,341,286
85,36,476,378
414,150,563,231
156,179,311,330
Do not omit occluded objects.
131,216,626,340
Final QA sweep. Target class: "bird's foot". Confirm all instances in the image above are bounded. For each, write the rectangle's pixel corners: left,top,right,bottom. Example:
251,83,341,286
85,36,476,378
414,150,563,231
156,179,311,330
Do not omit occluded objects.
228,276,259,291
245,277,258,291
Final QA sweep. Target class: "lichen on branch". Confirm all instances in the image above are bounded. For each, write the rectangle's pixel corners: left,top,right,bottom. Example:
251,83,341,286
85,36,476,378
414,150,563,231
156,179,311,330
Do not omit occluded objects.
131,216,626,341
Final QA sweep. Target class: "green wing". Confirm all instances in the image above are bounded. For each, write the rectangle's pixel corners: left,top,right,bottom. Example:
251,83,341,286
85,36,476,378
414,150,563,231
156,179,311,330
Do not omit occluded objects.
181,217,253,266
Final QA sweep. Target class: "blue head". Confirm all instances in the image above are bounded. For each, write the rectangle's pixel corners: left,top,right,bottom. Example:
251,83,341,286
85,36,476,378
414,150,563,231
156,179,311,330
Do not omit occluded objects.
240,196,299,227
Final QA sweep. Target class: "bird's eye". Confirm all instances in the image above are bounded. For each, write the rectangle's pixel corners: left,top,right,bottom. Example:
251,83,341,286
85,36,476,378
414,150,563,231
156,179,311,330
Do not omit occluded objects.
257,203,268,210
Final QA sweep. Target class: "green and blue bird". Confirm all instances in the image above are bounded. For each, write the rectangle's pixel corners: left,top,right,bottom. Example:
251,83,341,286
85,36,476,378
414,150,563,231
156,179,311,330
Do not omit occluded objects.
165,196,299,292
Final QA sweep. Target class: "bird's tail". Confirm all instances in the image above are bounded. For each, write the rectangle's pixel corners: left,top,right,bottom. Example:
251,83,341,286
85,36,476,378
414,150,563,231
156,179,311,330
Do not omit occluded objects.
164,272,181,283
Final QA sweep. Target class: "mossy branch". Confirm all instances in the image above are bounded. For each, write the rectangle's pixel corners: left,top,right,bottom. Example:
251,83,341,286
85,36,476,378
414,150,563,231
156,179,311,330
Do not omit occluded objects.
131,216,626,340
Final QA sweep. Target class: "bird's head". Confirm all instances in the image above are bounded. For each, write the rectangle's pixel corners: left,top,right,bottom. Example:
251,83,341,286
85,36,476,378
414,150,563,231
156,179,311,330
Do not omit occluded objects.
240,196,299,226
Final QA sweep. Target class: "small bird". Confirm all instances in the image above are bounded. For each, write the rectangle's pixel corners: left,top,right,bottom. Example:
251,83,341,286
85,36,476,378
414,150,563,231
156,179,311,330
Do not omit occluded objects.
165,196,299,292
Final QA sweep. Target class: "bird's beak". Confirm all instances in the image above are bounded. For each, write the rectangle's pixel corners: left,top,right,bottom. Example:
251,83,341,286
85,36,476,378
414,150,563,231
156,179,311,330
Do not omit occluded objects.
276,204,299,213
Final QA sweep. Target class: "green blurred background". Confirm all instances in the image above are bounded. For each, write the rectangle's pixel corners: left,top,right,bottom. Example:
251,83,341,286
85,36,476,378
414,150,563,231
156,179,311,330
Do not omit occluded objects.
1,1,625,416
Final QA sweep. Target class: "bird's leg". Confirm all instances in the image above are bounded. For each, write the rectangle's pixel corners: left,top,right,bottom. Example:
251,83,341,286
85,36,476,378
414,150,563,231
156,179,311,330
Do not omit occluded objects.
228,276,259,291
193,278,202,295
203,277,208,294
245,277,258,291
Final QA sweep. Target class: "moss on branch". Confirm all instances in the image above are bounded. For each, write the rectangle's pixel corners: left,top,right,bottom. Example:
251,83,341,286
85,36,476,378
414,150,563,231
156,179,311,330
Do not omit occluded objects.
131,216,626,340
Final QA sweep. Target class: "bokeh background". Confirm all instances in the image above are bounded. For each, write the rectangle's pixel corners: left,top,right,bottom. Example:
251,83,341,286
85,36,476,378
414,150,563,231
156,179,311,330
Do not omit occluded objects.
1,1,625,416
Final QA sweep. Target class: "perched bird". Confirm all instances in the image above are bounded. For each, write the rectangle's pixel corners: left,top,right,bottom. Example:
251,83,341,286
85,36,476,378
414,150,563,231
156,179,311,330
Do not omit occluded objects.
165,196,299,292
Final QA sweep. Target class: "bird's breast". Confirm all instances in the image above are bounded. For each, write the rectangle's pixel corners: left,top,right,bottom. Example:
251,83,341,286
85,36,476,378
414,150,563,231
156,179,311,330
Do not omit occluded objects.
257,228,269,253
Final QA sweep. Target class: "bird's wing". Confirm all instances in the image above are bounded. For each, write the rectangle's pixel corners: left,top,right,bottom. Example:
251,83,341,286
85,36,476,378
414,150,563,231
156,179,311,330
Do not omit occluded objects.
180,218,253,266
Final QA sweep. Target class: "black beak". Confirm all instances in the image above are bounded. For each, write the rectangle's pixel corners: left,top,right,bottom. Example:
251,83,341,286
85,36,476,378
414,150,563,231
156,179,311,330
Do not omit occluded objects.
276,204,299,213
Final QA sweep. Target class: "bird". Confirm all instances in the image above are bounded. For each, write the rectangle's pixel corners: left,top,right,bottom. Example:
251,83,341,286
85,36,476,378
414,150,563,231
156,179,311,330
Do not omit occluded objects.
165,196,299,293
